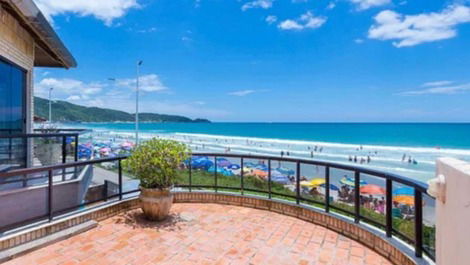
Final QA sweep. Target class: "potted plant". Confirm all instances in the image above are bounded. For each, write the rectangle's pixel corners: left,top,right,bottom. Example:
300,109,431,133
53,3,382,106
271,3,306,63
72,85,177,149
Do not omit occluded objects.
125,138,190,221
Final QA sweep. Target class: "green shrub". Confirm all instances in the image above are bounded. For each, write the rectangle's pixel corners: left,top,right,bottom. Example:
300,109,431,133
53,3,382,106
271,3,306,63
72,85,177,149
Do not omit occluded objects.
124,139,189,189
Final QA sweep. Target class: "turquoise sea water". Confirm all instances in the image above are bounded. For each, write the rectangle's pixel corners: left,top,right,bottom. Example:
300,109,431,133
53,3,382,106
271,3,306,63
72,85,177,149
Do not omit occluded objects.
68,122,470,182
78,123,470,149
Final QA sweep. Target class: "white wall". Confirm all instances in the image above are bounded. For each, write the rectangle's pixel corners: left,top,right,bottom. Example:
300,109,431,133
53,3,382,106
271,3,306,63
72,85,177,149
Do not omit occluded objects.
435,158,470,265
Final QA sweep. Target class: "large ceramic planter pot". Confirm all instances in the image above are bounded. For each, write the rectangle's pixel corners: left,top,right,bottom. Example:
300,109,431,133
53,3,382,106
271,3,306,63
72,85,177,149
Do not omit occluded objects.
139,187,174,221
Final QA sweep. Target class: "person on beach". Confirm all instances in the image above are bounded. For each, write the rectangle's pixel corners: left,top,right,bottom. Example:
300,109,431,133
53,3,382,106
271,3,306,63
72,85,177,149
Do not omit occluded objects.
281,151,284,157
402,154,406,162
367,156,371,163
354,156,357,163
348,155,352,162
311,151,314,158
286,151,290,156
319,147,323,152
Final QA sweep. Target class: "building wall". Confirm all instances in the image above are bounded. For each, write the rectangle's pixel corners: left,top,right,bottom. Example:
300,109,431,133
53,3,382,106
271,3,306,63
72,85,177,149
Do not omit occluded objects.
435,158,470,265
0,165,94,229
0,5,35,134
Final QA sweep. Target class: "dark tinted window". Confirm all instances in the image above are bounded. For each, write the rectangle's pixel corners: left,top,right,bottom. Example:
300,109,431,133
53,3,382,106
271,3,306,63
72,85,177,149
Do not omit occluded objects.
0,59,25,134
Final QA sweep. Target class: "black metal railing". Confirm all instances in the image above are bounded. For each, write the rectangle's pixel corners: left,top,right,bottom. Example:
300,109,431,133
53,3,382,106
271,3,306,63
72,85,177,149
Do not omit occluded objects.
0,152,435,262
0,156,129,233
0,129,92,170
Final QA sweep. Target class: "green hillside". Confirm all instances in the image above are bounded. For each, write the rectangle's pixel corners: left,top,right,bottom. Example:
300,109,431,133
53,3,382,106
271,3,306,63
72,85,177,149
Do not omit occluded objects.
34,97,210,123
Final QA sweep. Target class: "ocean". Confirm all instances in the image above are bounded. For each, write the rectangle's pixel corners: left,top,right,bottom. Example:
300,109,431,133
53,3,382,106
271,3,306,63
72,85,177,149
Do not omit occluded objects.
68,122,470,182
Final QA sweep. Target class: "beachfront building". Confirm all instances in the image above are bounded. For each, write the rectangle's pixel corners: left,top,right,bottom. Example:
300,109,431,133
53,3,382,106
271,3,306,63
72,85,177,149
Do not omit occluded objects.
0,0,76,168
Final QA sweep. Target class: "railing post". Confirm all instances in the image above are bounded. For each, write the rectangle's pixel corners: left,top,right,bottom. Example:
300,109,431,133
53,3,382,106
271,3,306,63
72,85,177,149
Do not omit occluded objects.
188,157,192,192
118,159,123,200
48,170,53,222
103,180,109,201
62,136,67,163
268,159,272,199
354,171,360,223
296,161,300,204
414,189,423,258
214,156,218,193
325,166,330,213
62,136,66,181
386,179,393,237
241,157,244,195
74,135,78,162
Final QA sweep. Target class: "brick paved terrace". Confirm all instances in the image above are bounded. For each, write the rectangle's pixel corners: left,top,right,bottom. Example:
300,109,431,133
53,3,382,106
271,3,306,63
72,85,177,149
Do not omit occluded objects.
4,203,392,265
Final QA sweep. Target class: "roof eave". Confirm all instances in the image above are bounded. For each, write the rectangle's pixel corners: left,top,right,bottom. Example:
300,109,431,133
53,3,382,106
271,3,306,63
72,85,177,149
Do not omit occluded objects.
4,0,77,68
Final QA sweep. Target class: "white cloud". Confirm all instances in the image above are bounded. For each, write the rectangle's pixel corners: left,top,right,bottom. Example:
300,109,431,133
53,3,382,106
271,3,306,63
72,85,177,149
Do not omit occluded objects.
400,82,470,95
137,27,157,33
278,11,326,31
350,0,390,10
327,2,336,9
228,90,256,96
34,0,140,26
422,80,454,87
266,15,278,24
355,38,364,43
368,5,470,47
116,74,168,92
182,36,193,42
66,95,81,101
35,78,103,99
241,0,273,11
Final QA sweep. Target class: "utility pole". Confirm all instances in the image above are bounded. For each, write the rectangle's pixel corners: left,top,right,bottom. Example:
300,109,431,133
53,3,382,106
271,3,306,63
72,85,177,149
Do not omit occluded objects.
136,60,143,145
48,87,53,123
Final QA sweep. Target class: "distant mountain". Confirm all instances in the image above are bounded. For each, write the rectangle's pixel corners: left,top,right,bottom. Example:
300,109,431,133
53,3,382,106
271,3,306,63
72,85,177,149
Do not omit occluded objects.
34,97,210,123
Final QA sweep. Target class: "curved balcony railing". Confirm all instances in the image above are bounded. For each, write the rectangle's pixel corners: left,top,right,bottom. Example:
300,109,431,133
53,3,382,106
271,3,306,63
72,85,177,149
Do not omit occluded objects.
180,153,435,261
0,152,435,262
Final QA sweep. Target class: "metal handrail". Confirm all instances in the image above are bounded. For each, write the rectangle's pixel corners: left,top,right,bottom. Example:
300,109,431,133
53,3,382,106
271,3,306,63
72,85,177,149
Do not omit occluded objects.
0,156,128,178
0,152,434,261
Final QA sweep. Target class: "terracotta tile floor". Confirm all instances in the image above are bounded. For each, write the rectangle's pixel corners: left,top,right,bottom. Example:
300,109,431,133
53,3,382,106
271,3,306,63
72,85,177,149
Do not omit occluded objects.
4,203,392,265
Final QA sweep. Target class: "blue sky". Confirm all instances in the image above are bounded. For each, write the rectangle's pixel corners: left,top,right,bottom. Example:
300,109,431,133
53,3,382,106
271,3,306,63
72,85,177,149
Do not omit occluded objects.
33,0,470,122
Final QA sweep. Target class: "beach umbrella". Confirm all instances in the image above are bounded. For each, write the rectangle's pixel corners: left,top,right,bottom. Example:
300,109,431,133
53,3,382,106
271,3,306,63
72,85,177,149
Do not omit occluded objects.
244,162,256,168
340,176,367,187
272,175,290,184
100,147,111,153
253,169,268,178
216,158,231,167
392,187,416,206
300,178,325,188
360,184,386,196
276,167,295,176
319,183,339,191
255,164,268,171
393,187,414,196
393,195,415,206
121,142,134,148
228,164,240,170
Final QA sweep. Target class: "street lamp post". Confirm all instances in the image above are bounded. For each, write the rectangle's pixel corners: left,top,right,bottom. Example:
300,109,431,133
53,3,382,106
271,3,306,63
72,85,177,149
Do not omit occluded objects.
48,87,53,123
135,60,143,145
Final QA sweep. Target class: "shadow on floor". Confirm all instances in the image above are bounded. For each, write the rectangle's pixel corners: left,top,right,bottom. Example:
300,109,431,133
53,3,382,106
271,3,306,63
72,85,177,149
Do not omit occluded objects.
114,209,190,232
